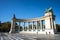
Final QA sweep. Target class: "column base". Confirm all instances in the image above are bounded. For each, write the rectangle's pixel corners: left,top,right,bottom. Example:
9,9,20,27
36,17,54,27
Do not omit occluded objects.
31,30,33,31
45,29,57,35
27,30,29,31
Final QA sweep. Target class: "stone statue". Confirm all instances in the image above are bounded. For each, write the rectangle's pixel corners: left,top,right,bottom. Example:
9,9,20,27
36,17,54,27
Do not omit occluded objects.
13,14,16,19
45,7,53,13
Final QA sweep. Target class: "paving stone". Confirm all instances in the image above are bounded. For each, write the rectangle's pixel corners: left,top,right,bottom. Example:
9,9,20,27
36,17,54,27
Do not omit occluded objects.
0,33,60,40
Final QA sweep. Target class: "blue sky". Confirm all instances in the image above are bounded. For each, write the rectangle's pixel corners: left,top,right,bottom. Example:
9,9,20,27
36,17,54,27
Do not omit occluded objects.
0,0,60,24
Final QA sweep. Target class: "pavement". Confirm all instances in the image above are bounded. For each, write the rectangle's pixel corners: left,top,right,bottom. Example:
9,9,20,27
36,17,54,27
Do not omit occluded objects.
0,33,60,40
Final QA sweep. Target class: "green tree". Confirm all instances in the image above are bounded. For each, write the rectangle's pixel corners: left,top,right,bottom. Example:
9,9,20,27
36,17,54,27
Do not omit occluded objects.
56,24,60,32
0,22,11,32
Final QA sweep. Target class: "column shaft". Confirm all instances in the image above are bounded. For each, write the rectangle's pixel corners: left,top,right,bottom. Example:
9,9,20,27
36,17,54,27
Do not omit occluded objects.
23,22,25,31
28,22,30,30
32,21,34,30
19,22,20,31
54,21,56,29
40,20,43,30
9,20,13,33
36,21,38,30
9,20,16,33
51,18,54,29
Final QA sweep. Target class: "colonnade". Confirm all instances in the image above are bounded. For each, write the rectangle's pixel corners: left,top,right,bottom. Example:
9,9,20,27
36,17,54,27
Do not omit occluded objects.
9,7,57,34
17,20,44,31
17,18,56,31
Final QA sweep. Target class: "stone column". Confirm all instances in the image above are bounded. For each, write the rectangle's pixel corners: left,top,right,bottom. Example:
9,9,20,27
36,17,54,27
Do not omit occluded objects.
36,21,38,31
28,22,30,31
23,22,25,31
9,20,13,33
18,22,20,32
54,20,57,33
54,21,56,29
13,21,15,32
32,21,34,31
9,20,16,33
51,18,54,29
40,20,43,31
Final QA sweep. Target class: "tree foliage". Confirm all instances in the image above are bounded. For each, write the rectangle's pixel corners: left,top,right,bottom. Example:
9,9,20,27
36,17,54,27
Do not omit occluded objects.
0,22,11,32
56,24,60,32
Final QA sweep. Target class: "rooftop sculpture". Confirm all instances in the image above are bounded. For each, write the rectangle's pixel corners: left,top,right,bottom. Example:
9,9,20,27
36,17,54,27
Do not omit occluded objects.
45,7,53,13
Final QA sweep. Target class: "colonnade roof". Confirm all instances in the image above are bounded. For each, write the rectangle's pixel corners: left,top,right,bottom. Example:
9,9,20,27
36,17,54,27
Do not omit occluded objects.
15,16,45,22
13,7,54,22
13,13,54,22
